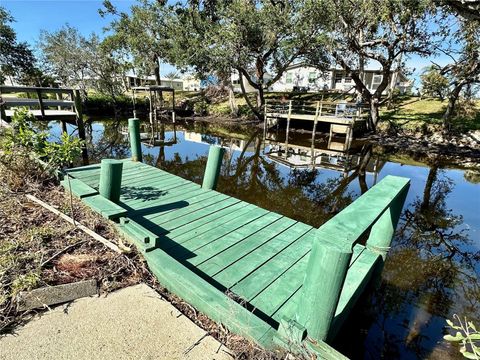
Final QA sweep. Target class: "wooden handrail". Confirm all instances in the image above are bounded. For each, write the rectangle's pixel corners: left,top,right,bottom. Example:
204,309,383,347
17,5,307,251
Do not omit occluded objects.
0,85,74,95
295,175,410,343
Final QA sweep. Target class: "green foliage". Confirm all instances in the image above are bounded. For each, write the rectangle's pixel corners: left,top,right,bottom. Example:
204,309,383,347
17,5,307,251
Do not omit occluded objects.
0,7,37,84
167,0,328,118
0,108,83,172
100,0,171,83
194,99,209,116
39,25,129,98
85,92,150,116
444,315,480,359
11,272,40,297
421,68,449,101
43,132,83,167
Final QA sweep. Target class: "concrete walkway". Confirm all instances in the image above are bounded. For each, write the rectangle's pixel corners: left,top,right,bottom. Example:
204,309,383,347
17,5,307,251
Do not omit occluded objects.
0,284,232,360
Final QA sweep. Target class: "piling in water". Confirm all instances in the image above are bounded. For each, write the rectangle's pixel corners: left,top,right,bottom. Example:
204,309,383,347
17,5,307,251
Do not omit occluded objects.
128,118,142,162
202,146,225,190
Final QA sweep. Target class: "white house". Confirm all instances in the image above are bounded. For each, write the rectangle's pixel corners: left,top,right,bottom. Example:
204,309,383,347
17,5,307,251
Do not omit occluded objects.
231,71,274,93
270,63,412,94
125,73,184,91
182,75,202,91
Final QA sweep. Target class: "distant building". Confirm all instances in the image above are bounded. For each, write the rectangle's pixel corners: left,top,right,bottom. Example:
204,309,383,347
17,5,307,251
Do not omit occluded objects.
271,63,412,94
125,74,184,91
182,75,202,91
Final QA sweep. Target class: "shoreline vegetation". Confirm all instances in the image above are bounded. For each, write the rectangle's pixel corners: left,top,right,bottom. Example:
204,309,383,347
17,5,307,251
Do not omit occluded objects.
83,90,480,133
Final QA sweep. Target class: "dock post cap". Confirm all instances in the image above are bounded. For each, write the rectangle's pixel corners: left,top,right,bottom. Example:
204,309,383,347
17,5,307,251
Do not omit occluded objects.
101,159,122,164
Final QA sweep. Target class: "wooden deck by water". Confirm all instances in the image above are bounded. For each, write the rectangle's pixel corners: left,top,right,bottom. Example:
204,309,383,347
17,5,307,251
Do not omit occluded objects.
63,159,409,358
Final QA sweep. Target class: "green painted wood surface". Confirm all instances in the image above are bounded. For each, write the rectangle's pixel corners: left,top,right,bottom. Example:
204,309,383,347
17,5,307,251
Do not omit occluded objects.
60,178,97,198
82,194,127,219
98,159,123,203
128,118,142,162
65,160,410,358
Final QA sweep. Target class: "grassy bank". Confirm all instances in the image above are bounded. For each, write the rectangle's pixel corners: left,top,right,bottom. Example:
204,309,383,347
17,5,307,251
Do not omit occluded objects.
379,97,480,133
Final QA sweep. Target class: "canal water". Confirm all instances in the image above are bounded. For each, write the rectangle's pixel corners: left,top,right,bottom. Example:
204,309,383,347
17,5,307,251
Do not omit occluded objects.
51,120,479,359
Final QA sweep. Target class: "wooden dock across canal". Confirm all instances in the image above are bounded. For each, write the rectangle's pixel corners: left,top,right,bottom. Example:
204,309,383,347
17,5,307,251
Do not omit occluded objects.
62,119,410,359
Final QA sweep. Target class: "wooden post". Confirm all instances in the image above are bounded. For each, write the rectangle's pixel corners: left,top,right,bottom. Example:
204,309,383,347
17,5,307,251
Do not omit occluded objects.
36,89,45,118
310,101,320,167
263,99,268,140
73,89,88,165
285,100,292,159
99,159,123,203
366,184,409,260
202,145,225,190
128,118,142,162
55,93,62,110
296,239,352,342
0,97,6,122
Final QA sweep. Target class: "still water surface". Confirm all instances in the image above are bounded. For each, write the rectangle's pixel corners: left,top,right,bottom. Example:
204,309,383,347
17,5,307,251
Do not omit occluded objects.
51,120,479,359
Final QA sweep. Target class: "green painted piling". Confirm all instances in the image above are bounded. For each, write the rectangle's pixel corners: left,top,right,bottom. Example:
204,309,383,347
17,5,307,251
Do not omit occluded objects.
202,146,225,190
366,184,409,260
128,118,142,162
99,159,123,203
296,239,352,342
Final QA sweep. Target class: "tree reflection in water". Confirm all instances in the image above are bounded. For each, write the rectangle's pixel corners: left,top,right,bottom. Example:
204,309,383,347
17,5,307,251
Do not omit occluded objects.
335,159,479,359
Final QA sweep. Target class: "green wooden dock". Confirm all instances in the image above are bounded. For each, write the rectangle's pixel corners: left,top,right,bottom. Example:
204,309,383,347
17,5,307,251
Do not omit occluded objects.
61,119,410,359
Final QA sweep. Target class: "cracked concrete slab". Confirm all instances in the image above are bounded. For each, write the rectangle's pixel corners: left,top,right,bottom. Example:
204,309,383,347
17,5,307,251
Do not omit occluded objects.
0,284,232,360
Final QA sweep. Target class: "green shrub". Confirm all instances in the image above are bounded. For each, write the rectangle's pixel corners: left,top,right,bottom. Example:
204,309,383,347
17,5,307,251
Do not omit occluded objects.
194,100,209,116
84,93,149,116
0,108,83,189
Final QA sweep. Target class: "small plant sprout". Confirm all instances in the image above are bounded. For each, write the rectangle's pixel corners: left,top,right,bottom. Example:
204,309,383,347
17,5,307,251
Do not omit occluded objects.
444,314,480,359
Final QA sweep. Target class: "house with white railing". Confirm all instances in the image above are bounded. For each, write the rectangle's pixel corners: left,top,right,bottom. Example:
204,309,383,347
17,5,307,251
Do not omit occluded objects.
270,63,412,94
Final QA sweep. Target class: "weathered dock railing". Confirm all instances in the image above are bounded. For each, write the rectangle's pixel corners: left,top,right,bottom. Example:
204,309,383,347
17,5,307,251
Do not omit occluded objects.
0,85,88,164
264,99,370,150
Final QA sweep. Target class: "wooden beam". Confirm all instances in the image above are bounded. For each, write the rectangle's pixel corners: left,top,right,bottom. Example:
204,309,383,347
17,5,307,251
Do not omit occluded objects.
73,89,88,165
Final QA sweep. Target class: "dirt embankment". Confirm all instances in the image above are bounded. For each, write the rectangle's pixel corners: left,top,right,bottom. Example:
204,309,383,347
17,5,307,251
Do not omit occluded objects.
371,129,480,169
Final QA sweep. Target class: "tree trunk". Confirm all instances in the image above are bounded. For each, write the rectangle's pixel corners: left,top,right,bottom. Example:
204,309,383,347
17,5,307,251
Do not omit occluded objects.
153,55,161,86
421,164,438,212
443,82,463,128
368,98,380,132
257,86,265,115
238,72,262,120
255,58,266,117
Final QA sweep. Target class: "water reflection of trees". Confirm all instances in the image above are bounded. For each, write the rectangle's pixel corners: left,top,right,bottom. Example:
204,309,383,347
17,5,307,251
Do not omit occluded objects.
85,120,130,162
338,160,479,359
221,132,376,228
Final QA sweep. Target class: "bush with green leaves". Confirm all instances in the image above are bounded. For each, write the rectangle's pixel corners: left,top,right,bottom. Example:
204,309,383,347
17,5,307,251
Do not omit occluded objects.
444,315,480,359
0,108,83,188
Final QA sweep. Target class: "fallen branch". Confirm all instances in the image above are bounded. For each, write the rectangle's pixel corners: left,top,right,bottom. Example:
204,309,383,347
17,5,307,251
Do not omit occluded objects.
26,194,122,254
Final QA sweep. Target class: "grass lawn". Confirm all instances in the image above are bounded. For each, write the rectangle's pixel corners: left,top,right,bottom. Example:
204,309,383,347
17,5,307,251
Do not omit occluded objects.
380,97,480,132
